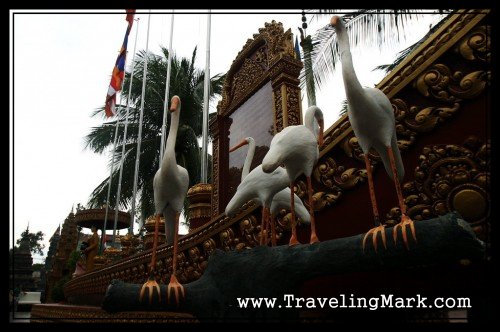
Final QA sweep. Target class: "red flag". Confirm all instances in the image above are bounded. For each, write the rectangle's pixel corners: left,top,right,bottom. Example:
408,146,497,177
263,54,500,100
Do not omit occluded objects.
104,10,136,118
126,9,136,28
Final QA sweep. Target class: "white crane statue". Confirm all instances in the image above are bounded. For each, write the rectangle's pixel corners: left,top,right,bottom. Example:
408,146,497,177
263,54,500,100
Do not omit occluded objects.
140,95,188,306
262,106,324,246
226,137,310,246
330,15,416,251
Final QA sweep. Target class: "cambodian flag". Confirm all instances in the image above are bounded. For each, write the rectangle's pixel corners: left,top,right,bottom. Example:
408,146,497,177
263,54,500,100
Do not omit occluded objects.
105,10,136,118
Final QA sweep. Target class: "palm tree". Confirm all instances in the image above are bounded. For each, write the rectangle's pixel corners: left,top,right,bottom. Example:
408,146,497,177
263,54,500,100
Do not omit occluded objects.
85,47,225,222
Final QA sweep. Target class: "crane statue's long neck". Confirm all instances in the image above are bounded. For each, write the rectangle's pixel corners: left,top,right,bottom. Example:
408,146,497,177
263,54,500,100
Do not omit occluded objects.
241,138,255,180
162,108,180,171
336,24,363,99
304,106,324,139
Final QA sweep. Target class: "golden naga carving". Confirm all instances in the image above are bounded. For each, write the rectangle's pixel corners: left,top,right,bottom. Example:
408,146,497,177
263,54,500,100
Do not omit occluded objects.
314,157,367,191
175,251,188,283
379,11,483,96
455,25,490,63
341,135,385,162
220,228,240,252
414,63,488,102
312,192,341,212
382,62,487,155
264,157,364,214
239,215,260,247
185,247,206,281
391,96,462,137
385,136,489,241
202,238,217,256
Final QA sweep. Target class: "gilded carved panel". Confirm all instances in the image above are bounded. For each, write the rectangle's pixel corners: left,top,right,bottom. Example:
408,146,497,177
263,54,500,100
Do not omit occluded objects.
212,20,303,217
385,136,490,242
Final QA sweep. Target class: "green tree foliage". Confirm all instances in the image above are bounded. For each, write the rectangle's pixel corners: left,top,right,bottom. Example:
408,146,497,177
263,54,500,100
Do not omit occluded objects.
16,229,45,256
85,47,224,222
32,263,45,271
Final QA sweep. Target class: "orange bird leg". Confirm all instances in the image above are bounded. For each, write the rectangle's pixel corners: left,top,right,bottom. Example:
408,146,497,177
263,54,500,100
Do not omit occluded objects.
139,214,161,304
387,146,416,250
260,207,268,245
270,212,277,247
263,206,271,245
289,182,301,246
361,154,386,253
307,176,320,244
167,212,185,307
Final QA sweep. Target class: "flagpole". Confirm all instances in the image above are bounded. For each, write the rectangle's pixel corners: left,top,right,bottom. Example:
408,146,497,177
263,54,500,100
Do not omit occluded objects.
115,17,140,236
100,103,121,253
160,10,175,162
123,11,151,243
101,11,137,252
200,10,211,183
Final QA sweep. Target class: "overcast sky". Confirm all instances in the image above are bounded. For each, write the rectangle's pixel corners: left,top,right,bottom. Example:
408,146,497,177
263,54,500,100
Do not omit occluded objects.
10,10,443,263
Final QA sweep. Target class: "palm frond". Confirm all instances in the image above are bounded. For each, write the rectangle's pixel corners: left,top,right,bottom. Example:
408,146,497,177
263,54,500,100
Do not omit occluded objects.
339,99,348,118
84,121,119,153
372,11,453,74
301,10,452,90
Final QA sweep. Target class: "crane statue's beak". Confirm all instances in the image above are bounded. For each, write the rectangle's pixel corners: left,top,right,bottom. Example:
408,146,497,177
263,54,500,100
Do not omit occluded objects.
229,139,249,153
330,16,340,27
170,96,181,113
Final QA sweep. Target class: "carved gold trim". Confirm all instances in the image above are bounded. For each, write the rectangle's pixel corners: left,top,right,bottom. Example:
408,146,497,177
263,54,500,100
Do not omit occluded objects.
414,64,488,102
385,136,490,242
212,20,303,217
455,25,490,63
379,10,489,98
217,20,300,117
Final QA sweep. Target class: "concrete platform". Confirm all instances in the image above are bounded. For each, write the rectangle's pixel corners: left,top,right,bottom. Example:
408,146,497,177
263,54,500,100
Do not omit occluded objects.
17,292,41,312
31,304,197,323
9,311,30,323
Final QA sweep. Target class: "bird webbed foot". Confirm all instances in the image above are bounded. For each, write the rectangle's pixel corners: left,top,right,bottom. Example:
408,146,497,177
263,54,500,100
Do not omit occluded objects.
139,272,161,304
362,224,387,253
167,274,185,307
392,214,417,250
